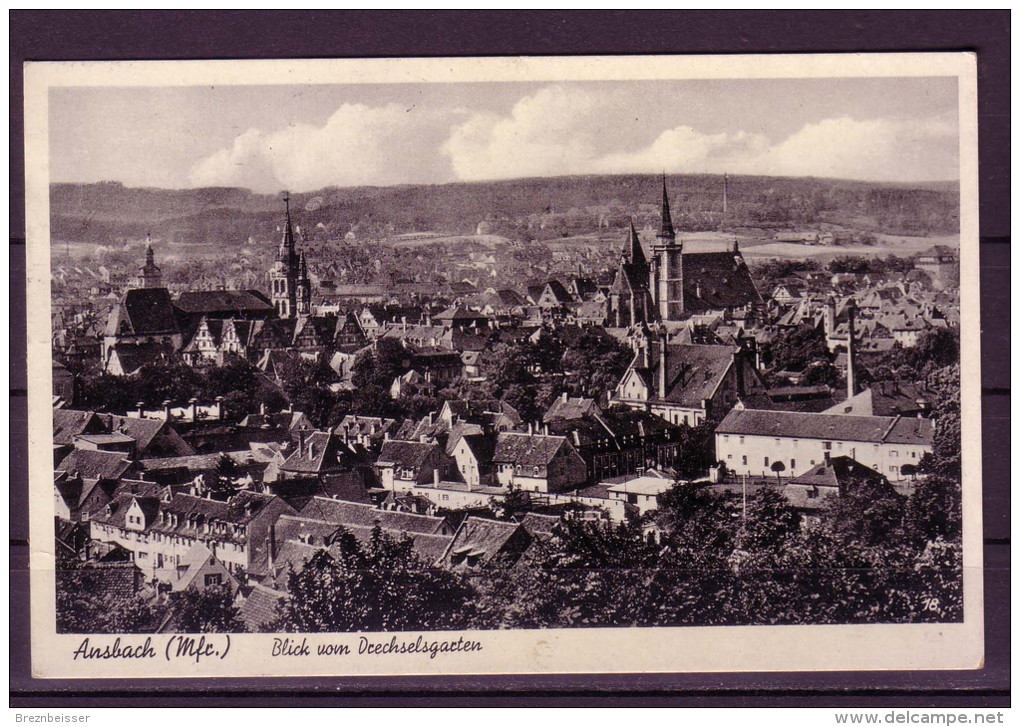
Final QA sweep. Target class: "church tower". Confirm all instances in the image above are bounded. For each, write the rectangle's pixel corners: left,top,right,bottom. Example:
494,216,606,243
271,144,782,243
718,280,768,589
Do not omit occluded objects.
269,192,309,319
135,235,163,289
650,175,684,320
296,251,312,317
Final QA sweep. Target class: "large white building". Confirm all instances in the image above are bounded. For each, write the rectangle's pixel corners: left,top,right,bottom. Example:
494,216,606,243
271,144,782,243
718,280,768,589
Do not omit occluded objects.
715,408,934,482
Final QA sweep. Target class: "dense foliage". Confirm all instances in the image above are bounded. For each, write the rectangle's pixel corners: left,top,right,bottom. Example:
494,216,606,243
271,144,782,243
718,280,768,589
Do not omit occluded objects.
168,585,246,633
271,527,475,632
55,565,161,634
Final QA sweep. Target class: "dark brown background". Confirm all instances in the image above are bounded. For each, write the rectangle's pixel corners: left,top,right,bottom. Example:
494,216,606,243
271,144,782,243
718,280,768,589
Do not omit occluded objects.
9,10,1010,708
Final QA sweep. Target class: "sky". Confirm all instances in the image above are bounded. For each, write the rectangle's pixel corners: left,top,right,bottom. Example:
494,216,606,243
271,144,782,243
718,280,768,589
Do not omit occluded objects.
49,77,960,192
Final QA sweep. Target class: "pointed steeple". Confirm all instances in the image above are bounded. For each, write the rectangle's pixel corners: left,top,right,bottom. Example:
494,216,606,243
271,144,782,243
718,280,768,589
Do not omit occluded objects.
279,191,297,265
144,234,155,267
657,174,676,245
624,221,648,270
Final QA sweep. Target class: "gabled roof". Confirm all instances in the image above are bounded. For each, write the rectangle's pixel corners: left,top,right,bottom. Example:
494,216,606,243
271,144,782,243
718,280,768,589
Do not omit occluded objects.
55,449,132,480
787,456,885,489
541,280,573,304
784,456,892,511
495,289,525,306
297,496,450,536
329,525,454,565
251,319,299,349
172,542,240,592
96,414,172,455
378,439,441,469
272,514,344,549
649,343,737,407
457,433,497,466
239,583,289,632
152,491,285,538
433,305,488,323
518,512,562,539
543,395,597,423
610,259,650,295
107,342,174,374
281,431,368,475
293,315,336,346
174,289,274,316
680,251,762,312
493,432,571,467
717,409,934,447
53,409,101,446
441,517,531,568
90,492,161,530
105,288,179,337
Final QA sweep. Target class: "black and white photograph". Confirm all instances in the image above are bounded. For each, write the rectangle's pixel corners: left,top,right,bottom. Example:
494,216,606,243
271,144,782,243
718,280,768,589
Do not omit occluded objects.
25,52,983,678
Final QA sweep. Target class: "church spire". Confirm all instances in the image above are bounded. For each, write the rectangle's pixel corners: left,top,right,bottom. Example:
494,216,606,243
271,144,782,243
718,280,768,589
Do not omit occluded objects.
624,220,648,270
657,174,676,245
279,191,297,265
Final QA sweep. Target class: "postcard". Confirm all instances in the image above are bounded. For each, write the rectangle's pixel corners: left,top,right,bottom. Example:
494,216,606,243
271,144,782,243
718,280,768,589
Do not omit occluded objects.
25,52,982,678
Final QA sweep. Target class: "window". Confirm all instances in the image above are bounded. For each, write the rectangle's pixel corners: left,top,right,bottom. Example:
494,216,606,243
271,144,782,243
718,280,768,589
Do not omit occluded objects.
807,489,818,500
763,456,769,467
911,451,918,459
822,442,832,451
774,438,780,446
741,456,747,465
890,465,899,475
204,573,223,587
790,459,796,470
727,453,733,460
739,436,745,445
138,552,148,560
890,450,899,458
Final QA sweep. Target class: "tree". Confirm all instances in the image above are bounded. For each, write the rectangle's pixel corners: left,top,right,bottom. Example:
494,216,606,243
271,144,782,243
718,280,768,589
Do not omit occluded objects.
560,329,632,399
655,482,737,570
822,477,905,547
770,460,786,484
56,565,161,634
673,421,718,478
912,328,960,371
168,585,245,633
739,487,801,552
903,475,962,545
759,323,830,375
490,485,531,520
273,527,475,632
207,454,241,499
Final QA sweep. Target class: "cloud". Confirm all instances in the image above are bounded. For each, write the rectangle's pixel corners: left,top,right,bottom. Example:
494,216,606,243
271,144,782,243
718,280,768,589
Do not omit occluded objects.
442,85,642,181
190,86,960,192
444,85,959,183
188,103,452,192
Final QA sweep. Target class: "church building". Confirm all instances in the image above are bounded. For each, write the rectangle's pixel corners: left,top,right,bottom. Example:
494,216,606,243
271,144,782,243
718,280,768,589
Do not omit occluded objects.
268,193,312,319
609,177,762,326
134,236,163,289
